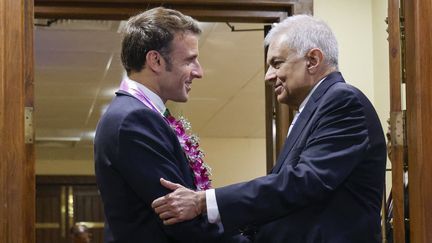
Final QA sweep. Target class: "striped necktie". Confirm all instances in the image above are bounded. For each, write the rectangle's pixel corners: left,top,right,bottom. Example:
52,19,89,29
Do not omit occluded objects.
163,108,171,118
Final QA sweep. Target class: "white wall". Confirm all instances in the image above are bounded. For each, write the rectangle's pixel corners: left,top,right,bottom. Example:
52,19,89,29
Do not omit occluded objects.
200,138,266,187
371,0,390,132
315,0,390,132
315,0,375,101
371,0,391,196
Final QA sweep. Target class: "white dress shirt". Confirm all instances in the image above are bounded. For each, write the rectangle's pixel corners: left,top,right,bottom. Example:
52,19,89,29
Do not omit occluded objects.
205,77,326,224
123,76,166,115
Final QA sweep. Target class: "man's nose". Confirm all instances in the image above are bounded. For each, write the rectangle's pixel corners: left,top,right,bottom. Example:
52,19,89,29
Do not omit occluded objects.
192,62,204,79
265,66,276,84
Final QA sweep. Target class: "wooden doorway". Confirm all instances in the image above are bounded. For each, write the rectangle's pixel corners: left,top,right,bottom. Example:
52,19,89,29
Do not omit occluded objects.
0,1,312,242
386,0,432,242
5,1,432,243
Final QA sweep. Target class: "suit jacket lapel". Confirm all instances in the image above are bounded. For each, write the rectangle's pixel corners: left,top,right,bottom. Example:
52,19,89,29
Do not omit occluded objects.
271,104,317,173
271,72,344,174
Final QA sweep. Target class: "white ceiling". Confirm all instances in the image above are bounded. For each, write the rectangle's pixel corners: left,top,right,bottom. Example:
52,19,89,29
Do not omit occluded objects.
35,20,266,161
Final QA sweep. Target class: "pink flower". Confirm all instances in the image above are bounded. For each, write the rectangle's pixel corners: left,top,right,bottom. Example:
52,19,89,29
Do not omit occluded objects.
166,115,212,190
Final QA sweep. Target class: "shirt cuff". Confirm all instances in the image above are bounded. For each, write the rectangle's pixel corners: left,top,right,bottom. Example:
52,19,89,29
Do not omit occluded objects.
205,189,221,224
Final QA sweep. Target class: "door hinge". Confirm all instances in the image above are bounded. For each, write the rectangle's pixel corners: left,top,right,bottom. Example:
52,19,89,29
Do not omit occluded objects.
24,107,34,144
390,111,405,146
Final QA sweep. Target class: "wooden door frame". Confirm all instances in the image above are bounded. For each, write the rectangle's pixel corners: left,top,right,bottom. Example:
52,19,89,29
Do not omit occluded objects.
386,1,432,242
0,1,312,242
387,0,406,242
0,0,35,243
403,1,432,242
4,1,431,242
33,0,312,22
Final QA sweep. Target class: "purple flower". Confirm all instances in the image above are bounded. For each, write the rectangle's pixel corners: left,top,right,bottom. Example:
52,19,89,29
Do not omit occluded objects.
168,114,212,190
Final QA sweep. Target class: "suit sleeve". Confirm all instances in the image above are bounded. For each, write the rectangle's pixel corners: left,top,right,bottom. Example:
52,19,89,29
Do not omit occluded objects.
115,109,247,243
215,87,370,233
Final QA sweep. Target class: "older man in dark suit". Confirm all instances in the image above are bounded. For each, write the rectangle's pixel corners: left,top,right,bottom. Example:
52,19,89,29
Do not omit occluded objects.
152,15,386,243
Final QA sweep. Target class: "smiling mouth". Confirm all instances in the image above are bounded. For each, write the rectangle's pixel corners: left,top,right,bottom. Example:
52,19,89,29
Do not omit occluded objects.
274,84,283,94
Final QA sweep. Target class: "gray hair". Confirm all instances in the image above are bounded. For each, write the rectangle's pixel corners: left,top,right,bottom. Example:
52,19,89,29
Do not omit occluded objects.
265,15,338,68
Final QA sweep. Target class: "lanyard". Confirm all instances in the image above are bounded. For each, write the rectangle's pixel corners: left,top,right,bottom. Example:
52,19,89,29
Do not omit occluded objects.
118,79,166,119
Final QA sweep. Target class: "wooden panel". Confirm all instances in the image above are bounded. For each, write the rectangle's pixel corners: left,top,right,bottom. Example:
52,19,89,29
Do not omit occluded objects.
35,0,292,5
265,79,275,172
264,24,275,173
275,104,291,157
390,147,406,242
0,0,35,242
73,185,105,243
36,176,105,243
36,186,63,243
34,6,289,22
387,0,406,242
404,0,432,242
34,0,295,21
34,0,296,8
0,0,5,237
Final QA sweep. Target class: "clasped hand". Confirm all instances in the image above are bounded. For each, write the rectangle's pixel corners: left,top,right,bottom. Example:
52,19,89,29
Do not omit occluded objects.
151,178,206,225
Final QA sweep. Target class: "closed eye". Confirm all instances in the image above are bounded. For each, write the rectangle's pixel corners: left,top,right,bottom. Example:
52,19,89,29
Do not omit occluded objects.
186,55,198,62
270,61,283,69
268,56,285,69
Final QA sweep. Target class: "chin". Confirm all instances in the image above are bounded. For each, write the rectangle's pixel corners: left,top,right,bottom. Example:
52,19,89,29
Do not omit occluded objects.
173,96,188,103
277,95,288,104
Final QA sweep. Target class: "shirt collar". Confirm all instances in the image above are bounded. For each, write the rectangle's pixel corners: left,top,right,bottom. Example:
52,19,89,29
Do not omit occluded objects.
298,77,326,113
124,76,166,114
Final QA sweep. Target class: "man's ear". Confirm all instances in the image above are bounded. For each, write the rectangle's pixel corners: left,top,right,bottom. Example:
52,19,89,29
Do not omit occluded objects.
146,50,164,73
306,48,324,73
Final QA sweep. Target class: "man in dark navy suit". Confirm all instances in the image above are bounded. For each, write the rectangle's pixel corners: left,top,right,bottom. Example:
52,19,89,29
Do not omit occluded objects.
94,7,248,243
152,15,386,243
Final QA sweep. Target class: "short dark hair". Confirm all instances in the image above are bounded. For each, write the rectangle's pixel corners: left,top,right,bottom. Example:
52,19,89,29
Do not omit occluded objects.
121,7,201,74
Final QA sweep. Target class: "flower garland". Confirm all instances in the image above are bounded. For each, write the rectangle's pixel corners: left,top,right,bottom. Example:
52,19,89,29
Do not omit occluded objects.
165,114,212,191
117,78,211,190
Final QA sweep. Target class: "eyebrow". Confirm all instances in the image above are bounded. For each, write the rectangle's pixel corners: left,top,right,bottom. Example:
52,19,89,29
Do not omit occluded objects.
267,56,282,66
267,56,275,65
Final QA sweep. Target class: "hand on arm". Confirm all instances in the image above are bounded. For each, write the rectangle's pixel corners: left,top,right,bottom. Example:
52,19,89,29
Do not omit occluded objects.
118,111,236,241
152,178,207,225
